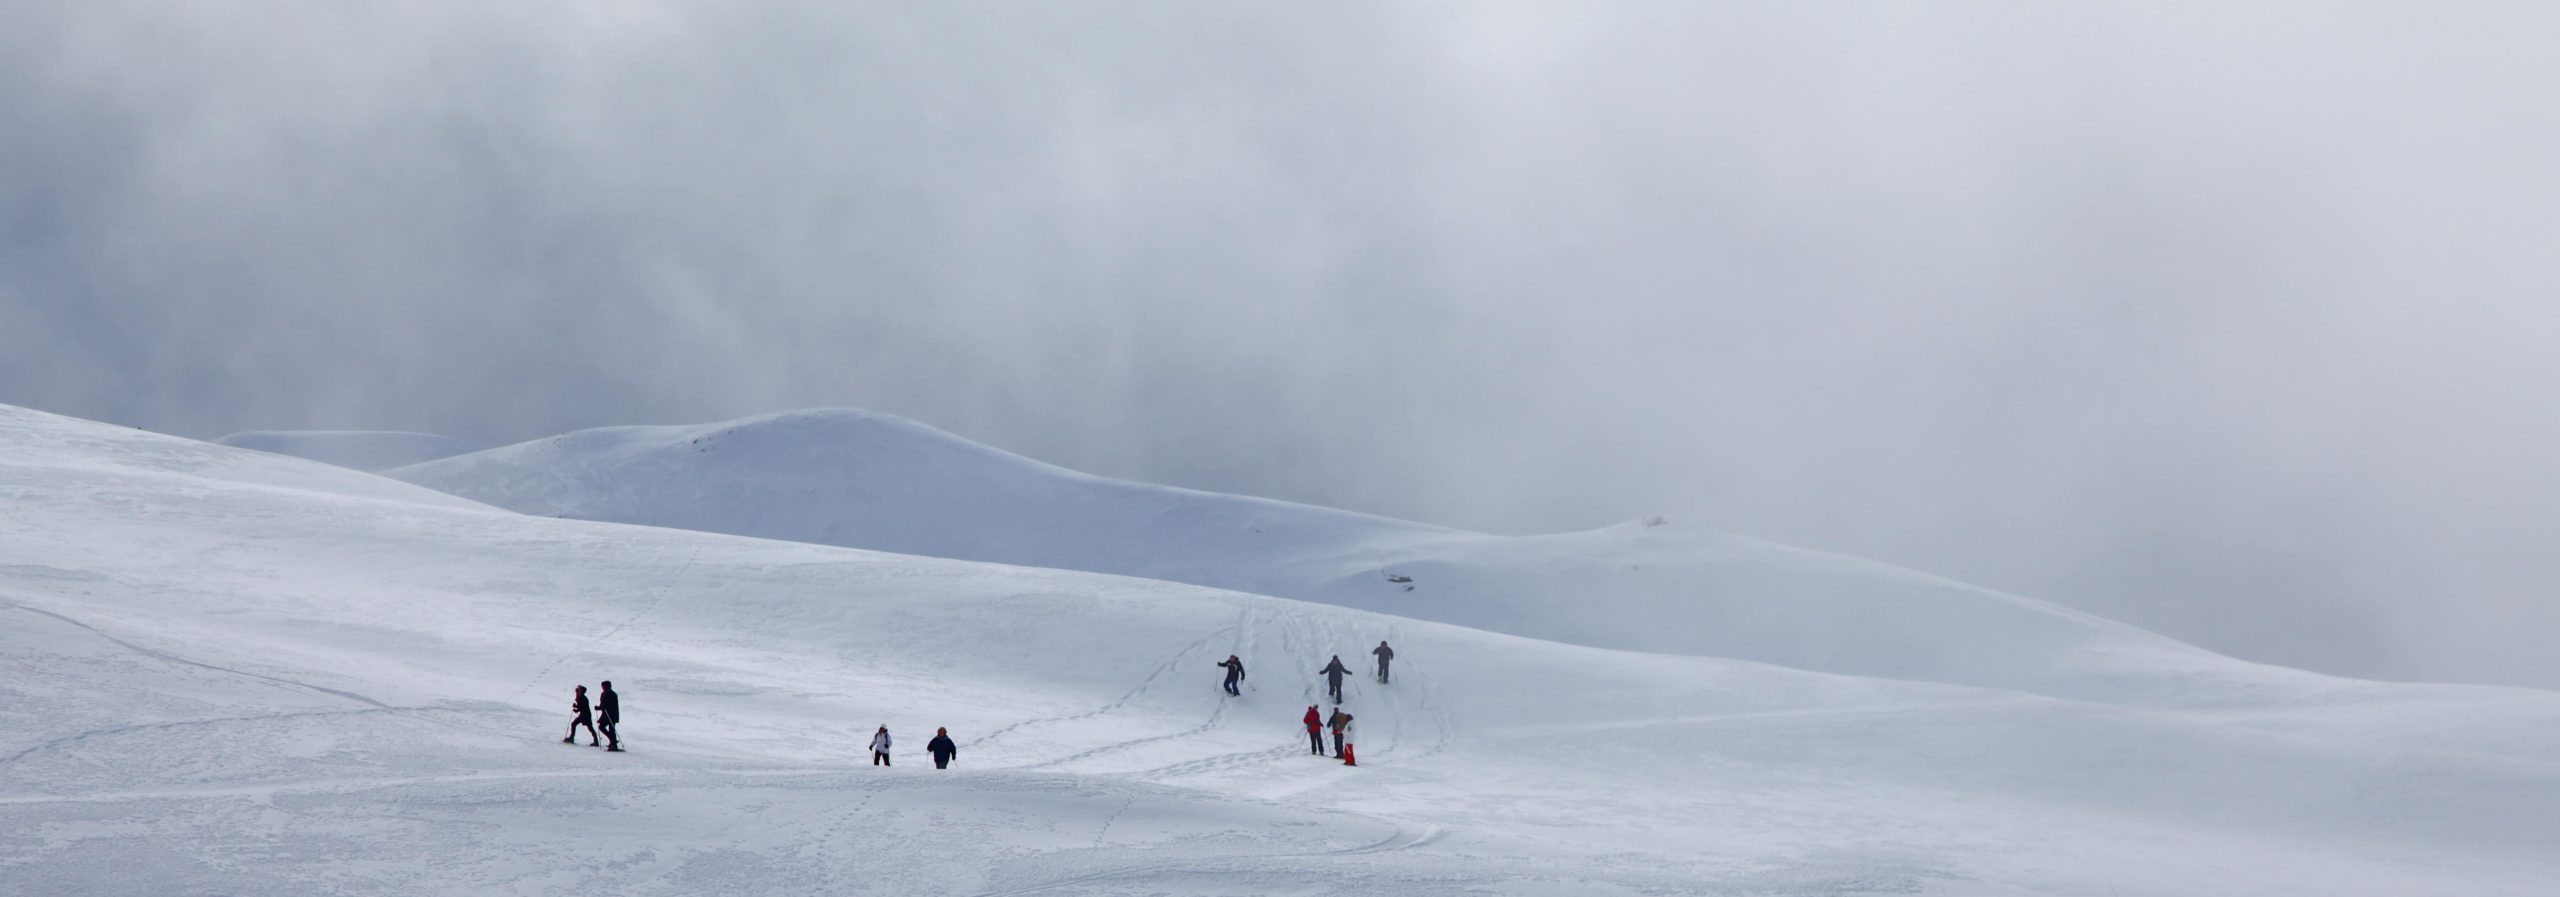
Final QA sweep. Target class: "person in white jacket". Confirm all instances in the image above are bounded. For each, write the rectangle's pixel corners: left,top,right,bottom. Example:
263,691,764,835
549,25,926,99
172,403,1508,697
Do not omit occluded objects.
870,725,893,766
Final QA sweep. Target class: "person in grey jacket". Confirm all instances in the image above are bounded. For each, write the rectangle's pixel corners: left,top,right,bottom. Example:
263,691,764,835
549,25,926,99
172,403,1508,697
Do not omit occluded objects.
870,726,893,766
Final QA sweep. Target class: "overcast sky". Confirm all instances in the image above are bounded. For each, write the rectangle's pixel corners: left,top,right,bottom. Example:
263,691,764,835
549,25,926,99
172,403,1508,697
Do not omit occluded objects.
6,2,2558,688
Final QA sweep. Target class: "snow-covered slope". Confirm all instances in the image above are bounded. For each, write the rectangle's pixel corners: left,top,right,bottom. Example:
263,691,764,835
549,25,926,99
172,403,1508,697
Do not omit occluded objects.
393,409,2291,702
218,429,480,472
12,402,2560,895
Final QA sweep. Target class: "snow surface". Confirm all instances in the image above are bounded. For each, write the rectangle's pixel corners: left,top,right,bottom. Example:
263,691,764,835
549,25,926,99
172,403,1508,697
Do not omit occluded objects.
219,429,481,472
11,402,2560,895
395,410,2309,703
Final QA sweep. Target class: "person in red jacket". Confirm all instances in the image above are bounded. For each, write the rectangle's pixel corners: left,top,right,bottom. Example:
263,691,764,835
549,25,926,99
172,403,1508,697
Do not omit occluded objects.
1302,704,1324,755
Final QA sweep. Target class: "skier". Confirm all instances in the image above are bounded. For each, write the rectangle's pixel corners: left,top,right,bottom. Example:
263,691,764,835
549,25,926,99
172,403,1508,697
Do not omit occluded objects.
927,727,958,769
1372,640,1395,684
1327,706,1354,759
870,726,893,766
1318,655,1350,703
596,680,622,752
563,685,599,746
926,727,957,768
1216,654,1246,696
1302,704,1324,755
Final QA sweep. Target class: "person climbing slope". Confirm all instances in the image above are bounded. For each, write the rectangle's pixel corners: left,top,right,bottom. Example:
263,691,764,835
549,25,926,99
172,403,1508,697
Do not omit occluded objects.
1327,706,1354,759
927,727,958,769
870,725,893,766
563,685,599,747
596,680,622,752
1217,654,1246,696
1372,640,1395,683
1318,655,1350,703
1302,704,1325,755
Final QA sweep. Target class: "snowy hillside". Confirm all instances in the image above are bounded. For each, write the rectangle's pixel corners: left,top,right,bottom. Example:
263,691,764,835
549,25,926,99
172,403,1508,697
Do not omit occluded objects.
218,429,481,472
9,402,2560,894
394,409,2299,703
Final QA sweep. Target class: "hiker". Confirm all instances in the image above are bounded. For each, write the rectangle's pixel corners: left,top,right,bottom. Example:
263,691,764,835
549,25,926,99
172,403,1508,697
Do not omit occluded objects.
927,727,958,769
563,685,599,747
596,681,622,752
1372,641,1395,683
870,726,893,766
1327,706,1354,759
1318,655,1350,703
1302,704,1325,755
1217,654,1246,696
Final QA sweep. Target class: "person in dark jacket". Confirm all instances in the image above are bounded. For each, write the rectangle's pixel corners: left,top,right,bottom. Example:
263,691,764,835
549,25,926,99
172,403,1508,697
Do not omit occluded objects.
1216,655,1246,696
870,726,893,766
1327,706,1354,759
927,727,958,769
1371,641,1395,683
1302,704,1324,754
1318,655,1350,703
596,681,622,752
563,685,599,746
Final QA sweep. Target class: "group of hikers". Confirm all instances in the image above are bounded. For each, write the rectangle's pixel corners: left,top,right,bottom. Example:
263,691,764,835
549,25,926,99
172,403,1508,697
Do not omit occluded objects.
558,638,1400,768
567,681,963,768
563,681,622,751
1215,639,1396,767
868,724,963,768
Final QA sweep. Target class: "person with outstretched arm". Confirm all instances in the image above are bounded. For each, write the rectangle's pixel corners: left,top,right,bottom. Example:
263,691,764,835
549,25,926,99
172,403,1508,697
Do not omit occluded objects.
870,725,893,766
1372,641,1395,683
596,681,622,752
1302,704,1325,755
1318,655,1350,703
1217,654,1246,696
927,727,958,769
1327,706,1354,759
563,685,600,747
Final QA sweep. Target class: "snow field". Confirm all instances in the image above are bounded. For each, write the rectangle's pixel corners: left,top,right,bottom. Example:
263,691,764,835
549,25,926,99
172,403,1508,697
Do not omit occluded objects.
5,403,2559,894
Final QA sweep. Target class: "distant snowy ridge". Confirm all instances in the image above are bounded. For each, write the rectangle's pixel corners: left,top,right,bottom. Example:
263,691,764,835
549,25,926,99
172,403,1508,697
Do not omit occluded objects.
218,429,481,472
394,408,2300,702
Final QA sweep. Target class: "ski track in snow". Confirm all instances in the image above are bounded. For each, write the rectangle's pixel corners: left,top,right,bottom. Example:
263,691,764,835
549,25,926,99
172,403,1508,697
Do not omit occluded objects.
0,706,414,769
503,539,702,704
967,617,1242,753
1014,608,1256,772
2,600,390,710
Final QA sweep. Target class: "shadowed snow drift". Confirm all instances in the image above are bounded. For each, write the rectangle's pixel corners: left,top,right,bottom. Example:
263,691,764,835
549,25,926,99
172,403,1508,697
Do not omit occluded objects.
219,429,482,472
395,408,2296,702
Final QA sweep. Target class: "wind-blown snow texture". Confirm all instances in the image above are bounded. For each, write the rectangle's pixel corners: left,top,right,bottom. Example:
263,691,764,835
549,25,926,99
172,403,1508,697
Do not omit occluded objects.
10,402,2560,895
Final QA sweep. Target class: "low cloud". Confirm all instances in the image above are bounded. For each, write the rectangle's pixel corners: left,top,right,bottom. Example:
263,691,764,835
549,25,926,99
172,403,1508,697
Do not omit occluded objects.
6,1,2558,686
